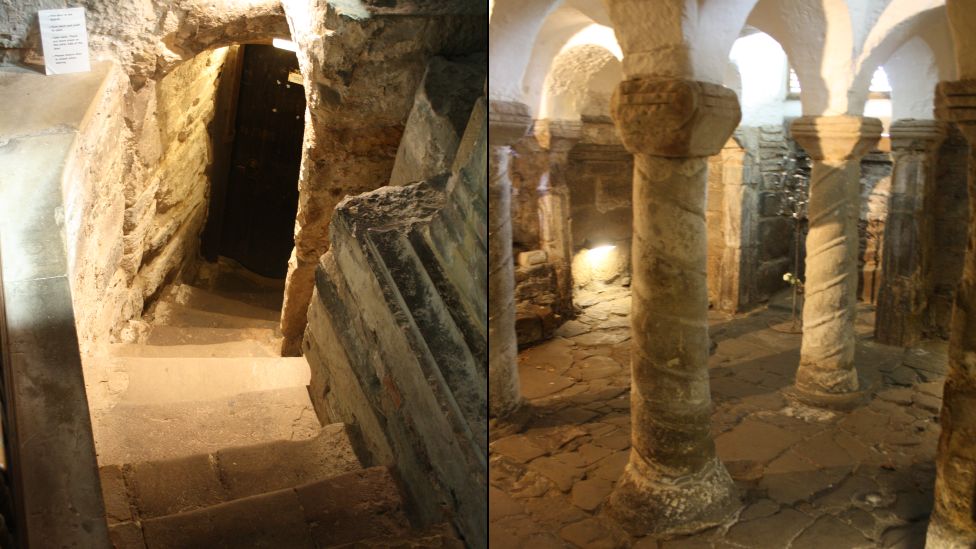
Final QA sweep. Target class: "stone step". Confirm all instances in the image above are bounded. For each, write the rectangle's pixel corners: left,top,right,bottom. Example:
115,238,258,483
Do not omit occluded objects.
145,325,279,347
369,228,486,451
196,256,287,295
332,523,464,548
152,301,280,331
91,386,320,466
108,340,277,358
109,466,410,549
84,355,310,409
100,424,362,522
165,283,281,321
206,287,284,313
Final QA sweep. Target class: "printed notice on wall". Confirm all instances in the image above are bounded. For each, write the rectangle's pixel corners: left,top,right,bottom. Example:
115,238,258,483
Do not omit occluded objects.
38,7,91,75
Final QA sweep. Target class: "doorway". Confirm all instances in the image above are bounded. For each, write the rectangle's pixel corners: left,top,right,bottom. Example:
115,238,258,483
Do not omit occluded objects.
202,43,305,279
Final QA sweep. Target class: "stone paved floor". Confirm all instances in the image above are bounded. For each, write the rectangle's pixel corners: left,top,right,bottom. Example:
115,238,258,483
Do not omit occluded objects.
489,286,946,548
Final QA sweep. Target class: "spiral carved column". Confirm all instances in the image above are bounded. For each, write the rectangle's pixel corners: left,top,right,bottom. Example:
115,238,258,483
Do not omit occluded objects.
488,100,531,420
926,80,976,549
875,120,946,347
605,78,741,536
789,116,881,408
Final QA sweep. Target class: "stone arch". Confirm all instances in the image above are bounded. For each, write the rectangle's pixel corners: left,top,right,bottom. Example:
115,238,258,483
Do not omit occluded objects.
728,30,791,127
521,6,600,117
540,43,621,121
850,3,948,115
886,36,942,120
746,0,854,115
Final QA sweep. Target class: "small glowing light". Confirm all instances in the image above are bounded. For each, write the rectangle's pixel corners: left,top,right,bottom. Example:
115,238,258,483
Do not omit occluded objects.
587,245,616,263
273,38,298,52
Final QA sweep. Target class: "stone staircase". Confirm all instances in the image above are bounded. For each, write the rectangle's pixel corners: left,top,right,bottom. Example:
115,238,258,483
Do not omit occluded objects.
84,261,461,548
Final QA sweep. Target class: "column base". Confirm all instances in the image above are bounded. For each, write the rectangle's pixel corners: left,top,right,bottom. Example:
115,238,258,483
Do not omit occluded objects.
488,402,531,442
925,516,976,549
605,452,738,537
786,381,869,411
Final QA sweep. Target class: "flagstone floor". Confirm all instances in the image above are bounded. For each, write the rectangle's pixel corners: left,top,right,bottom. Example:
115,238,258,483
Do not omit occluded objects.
489,287,944,548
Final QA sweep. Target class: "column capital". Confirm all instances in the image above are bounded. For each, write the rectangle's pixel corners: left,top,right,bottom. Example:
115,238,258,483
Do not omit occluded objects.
610,77,740,157
789,116,883,161
533,119,582,152
889,119,947,153
489,100,532,147
936,79,976,142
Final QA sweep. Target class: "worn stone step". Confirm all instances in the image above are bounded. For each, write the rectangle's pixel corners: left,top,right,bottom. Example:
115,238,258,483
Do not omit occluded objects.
84,355,310,409
165,283,281,320
152,301,280,330
109,466,410,549
369,228,486,451
91,386,319,466
108,340,277,358
331,523,464,548
196,256,287,294
145,325,279,347
100,424,362,522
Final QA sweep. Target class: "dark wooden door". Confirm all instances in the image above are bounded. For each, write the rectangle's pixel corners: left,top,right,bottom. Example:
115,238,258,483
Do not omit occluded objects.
218,44,305,278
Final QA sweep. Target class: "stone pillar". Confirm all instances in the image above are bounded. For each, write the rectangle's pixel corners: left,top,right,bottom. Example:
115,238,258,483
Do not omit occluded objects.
875,120,946,347
927,80,976,549
789,116,882,407
708,137,754,313
605,78,741,536
536,120,581,320
488,100,532,420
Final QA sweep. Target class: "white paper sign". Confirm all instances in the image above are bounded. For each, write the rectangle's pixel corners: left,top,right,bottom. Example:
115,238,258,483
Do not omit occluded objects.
38,8,91,75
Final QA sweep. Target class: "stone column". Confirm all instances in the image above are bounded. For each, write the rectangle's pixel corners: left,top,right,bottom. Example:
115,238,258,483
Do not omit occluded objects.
536,120,581,320
927,80,976,549
605,78,741,536
875,120,946,347
488,100,532,420
789,116,882,407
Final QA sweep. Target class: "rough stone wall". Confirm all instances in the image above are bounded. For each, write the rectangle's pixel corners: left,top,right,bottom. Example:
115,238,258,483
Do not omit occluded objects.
303,93,487,548
925,124,970,338
62,63,132,357
278,1,486,355
0,0,288,79
857,152,893,304
63,48,233,354
131,49,232,303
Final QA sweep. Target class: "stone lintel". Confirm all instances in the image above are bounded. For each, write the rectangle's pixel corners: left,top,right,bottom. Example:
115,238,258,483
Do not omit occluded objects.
789,116,883,161
889,119,947,153
488,100,531,147
611,77,741,158
936,80,976,143
533,118,582,151
569,143,631,164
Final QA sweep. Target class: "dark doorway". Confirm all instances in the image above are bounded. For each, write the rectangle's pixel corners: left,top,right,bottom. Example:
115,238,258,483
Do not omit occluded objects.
203,43,305,278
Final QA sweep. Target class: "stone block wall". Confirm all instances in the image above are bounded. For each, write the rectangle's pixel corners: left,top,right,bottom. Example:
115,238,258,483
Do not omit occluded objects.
705,125,796,313
514,251,561,346
64,48,234,355
858,152,893,304
749,125,796,304
925,124,970,338
509,137,548,255
566,117,633,290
